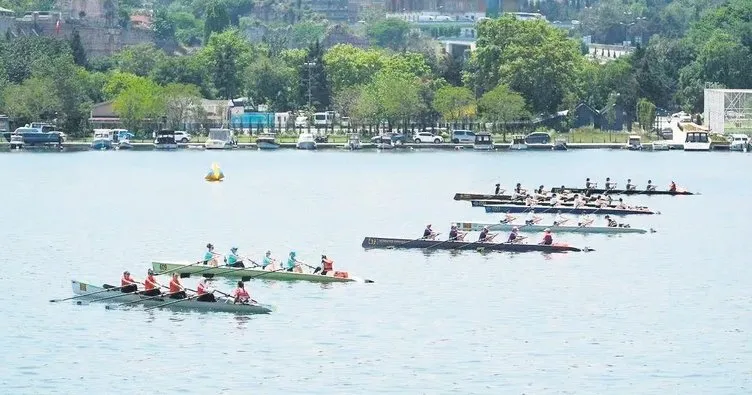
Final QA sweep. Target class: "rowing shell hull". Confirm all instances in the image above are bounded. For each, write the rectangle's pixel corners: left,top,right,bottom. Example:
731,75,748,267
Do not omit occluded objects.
472,200,623,208
454,193,514,201
456,222,648,234
551,187,695,196
152,261,368,283
361,237,583,252
483,204,655,215
71,281,272,314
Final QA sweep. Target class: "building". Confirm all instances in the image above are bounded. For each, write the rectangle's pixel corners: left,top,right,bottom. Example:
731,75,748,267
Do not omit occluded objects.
704,88,752,135
89,100,228,131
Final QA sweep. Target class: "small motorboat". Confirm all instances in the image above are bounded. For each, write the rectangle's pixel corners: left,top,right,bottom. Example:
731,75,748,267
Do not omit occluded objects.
9,133,24,150
154,130,179,150
296,133,317,150
90,129,114,150
204,128,236,150
344,133,362,150
473,132,494,150
509,136,528,150
553,138,568,151
257,133,279,150
626,135,642,150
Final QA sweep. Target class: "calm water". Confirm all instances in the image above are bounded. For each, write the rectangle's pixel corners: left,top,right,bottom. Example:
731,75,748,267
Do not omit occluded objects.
1,149,750,394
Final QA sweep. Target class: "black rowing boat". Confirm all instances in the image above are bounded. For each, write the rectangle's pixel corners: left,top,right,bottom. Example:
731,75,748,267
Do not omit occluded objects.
361,237,585,252
550,187,695,196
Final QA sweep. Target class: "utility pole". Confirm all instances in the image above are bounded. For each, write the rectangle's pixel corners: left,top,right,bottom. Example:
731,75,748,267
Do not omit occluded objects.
304,62,315,108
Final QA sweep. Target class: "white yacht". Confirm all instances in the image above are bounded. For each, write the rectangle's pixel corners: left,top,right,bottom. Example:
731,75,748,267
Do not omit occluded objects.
728,134,749,152
296,132,317,150
683,131,711,151
204,128,235,149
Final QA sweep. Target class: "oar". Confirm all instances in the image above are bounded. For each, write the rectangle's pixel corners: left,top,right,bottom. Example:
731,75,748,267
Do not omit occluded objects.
155,260,205,276
144,294,200,311
239,255,262,267
105,290,181,309
424,237,457,250
387,234,441,249
50,284,129,302
240,267,288,282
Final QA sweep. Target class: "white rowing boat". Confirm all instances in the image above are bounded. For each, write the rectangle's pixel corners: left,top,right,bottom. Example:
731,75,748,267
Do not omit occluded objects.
71,281,272,314
456,221,650,234
152,261,374,283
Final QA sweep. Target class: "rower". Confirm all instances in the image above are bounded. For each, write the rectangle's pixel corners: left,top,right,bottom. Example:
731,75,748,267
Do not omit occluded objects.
507,227,524,243
604,215,618,227
285,251,304,273
525,210,541,225
573,194,585,208
578,214,594,227
615,198,628,209
203,243,219,266
585,178,595,189
605,177,616,190
478,226,497,242
625,179,636,191
142,269,162,296
261,250,276,270
553,211,568,226
550,193,562,207
422,224,438,240
494,183,502,195
314,254,334,275
168,273,187,299
539,229,553,245
669,181,677,192
120,271,138,293
593,195,609,208
646,180,656,191
196,278,217,302
524,195,537,206
231,281,252,304
449,224,466,241
225,247,244,268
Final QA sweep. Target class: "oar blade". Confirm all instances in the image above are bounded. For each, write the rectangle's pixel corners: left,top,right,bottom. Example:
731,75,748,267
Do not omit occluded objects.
180,273,192,278
241,276,251,282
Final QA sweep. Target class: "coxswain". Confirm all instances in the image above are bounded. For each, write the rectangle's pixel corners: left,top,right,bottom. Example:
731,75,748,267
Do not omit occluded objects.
646,180,656,191
261,250,276,270
448,224,466,241
168,273,187,299
314,254,334,275
285,251,304,273
507,227,524,243
225,247,244,268
585,178,595,189
196,278,217,302
578,214,594,227
604,215,618,227
231,281,252,304
525,210,541,225
142,269,162,296
626,179,636,191
605,177,616,190
422,224,438,240
539,229,553,245
553,211,568,226
120,271,138,293
494,183,502,195
203,243,219,266
669,181,677,192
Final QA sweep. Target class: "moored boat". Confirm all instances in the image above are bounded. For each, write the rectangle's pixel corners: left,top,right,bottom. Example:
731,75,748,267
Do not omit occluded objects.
361,237,586,252
509,135,528,150
152,261,373,283
296,133,317,150
257,133,280,150
550,187,695,196
455,221,650,234
473,132,494,150
483,204,656,215
344,133,362,150
204,128,236,150
71,280,272,314
154,130,178,150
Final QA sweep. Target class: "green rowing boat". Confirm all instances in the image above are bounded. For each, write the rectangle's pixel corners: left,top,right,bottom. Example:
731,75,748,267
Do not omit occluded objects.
455,221,650,234
151,261,374,283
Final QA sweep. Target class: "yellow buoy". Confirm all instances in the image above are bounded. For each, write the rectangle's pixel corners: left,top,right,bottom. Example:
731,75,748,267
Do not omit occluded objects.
205,162,225,182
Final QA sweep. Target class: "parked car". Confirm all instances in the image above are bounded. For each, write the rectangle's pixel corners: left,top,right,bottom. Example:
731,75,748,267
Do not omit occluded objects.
371,133,406,145
451,130,476,143
174,131,191,143
524,132,551,144
413,132,443,144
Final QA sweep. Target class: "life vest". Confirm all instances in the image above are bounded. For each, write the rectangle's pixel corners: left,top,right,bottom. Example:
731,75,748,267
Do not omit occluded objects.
169,278,182,293
121,275,135,287
144,275,157,290
197,282,207,295
322,258,334,271
235,287,250,301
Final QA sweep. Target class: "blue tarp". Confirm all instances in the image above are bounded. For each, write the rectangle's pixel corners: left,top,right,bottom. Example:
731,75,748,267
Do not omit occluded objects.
231,113,274,129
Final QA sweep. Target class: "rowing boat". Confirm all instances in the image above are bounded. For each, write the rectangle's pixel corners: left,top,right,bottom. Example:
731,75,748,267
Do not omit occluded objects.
455,221,649,234
361,237,586,252
152,261,372,283
71,280,272,314
470,199,617,207
454,193,515,201
483,204,656,215
551,187,695,196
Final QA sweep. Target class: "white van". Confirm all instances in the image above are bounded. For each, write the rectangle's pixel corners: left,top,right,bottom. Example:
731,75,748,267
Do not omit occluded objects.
313,112,334,127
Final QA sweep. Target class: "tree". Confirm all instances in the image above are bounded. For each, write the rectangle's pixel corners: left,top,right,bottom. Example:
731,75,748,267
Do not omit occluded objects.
2,77,61,123
245,56,297,111
323,44,387,94
69,29,87,67
204,0,230,42
355,69,422,128
112,43,166,77
153,8,176,42
103,71,151,99
31,55,92,136
163,83,202,130
112,79,164,133
366,18,410,51
151,56,211,98
637,98,656,132
432,86,476,121
332,86,361,119
478,84,528,138
300,41,330,110
198,29,253,100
